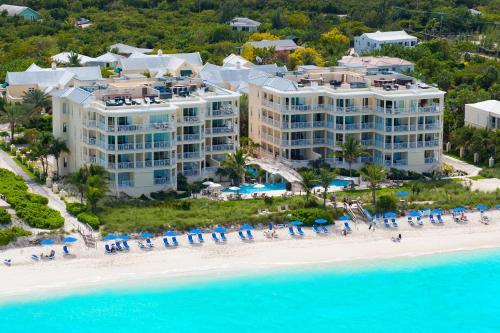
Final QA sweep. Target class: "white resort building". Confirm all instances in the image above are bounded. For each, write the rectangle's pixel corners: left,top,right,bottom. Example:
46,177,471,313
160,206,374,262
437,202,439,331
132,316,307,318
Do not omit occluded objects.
51,77,240,197
247,67,445,173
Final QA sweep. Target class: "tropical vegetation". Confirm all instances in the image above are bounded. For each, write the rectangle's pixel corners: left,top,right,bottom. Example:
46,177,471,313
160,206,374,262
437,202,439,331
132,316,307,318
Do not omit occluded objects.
66,164,110,211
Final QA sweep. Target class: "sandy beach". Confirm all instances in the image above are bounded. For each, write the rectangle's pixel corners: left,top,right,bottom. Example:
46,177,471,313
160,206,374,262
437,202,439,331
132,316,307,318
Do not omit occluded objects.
1,210,499,302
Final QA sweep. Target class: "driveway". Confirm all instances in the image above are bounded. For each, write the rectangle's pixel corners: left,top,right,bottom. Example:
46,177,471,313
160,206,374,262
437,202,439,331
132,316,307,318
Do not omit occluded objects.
442,154,482,177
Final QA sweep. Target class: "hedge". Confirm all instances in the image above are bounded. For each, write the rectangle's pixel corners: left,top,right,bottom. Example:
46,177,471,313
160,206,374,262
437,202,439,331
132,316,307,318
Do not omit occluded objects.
15,202,64,229
0,227,31,246
0,208,11,225
66,202,87,216
289,208,342,226
77,212,100,230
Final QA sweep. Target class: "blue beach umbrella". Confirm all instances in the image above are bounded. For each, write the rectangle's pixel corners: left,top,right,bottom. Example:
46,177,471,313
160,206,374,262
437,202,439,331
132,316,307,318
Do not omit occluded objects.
314,218,328,224
408,211,421,217
338,215,351,221
103,234,117,241
397,191,409,197
139,232,153,238
118,235,130,240
189,229,202,235
453,207,465,213
214,227,226,233
476,204,487,212
384,212,397,218
497,204,500,209
241,224,254,230
163,231,177,237
63,237,78,243
431,209,442,214
40,239,55,245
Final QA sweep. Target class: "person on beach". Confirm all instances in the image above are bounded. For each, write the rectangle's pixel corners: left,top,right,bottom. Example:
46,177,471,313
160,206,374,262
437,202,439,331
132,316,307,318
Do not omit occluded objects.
399,234,402,241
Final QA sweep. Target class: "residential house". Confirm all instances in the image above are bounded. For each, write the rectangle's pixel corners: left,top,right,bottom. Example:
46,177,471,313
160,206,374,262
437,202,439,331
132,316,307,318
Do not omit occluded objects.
464,100,500,130
354,30,417,54
230,17,261,32
0,4,40,20
338,56,415,73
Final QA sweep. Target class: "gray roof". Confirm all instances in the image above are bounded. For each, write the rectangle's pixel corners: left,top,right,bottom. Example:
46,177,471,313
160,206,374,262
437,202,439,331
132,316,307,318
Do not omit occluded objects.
0,4,32,16
230,17,261,27
109,43,153,55
51,87,93,104
248,39,300,51
248,75,299,91
119,56,185,71
6,66,102,86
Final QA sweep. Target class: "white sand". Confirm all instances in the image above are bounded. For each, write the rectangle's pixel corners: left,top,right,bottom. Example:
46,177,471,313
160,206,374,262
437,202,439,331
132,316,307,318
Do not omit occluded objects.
1,210,499,302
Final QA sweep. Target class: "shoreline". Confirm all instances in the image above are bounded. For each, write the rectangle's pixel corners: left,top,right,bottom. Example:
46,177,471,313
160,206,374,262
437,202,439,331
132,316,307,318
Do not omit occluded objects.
1,210,499,304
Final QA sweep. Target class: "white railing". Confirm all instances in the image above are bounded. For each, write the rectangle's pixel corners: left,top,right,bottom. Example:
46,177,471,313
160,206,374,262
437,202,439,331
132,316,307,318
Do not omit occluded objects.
153,159,171,166
207,144,234,152
425,157,435,164
118,180,134,188
153,141,171,148
154,178,171,185
182,116,200,123
148,122,170,130
183,169,200,176
178,152,202,159
117,124,142,132
177,134,202,141
206,127,234,134
117,143,135,150
118,162,134,169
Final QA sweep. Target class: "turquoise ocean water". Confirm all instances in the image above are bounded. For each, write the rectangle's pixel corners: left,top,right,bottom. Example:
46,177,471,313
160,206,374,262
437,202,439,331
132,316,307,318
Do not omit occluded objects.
1,249,500,333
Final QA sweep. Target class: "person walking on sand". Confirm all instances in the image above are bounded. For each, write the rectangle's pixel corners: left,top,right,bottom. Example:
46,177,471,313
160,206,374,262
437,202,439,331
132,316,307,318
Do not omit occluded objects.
398,233,402,241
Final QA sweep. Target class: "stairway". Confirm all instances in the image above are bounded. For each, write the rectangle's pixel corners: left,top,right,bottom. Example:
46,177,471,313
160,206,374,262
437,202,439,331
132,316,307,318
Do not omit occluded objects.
345,200,372,224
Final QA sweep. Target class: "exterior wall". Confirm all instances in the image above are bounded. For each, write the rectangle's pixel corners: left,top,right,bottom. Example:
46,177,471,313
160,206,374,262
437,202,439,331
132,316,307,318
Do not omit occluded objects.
6,84,38,101
248,84,444,173
354,35,417,54
231,25,258,32
464,105,500,130
20,8,41,21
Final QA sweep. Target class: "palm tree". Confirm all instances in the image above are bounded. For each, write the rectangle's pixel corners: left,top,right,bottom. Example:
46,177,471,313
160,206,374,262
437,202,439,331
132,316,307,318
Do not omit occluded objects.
0,102,34,141
22,89,51,114
67,52,82,67
339,136,365,177
221,148,248,185
318,167,338,209
361,164,386,206
66,166,88,202
299,170,318,202
49,138,69,177
240,137,260,157
65,164,109,209
27,131,54,175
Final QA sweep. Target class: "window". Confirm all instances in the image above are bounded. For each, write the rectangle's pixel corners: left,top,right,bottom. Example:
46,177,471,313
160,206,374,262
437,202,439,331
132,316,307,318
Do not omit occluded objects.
63,157,68,168
62,123,67,133
62,103,69,114
28,87,35,93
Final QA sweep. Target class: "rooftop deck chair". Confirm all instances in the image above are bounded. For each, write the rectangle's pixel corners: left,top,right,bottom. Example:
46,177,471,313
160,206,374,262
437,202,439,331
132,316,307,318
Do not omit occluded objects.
115,241,123,251
188,234,194,245
3,259,11,267
197,233,204,243
384,218,391,228
429,214,436,224
246,230,254,240
172,237,179,246
211,233,219,243
297,226,305,236
220,233,227,242
146,238,154,248
238,231,246,240
344,222,352,233
312,225,321,234
417,216,424,226
391,219,398,227
31,254,40,261
321,225,329,234
288,226,296,237
63,245,70,255
408,217,415,226
123,240,130,250
437,214,444,224
163,237,170,247
105,244,113,254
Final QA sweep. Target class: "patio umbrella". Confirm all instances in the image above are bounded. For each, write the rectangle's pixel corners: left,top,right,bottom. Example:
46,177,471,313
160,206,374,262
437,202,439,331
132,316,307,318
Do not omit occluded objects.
241,224,254,230
214,227,226,233
209,183,222,189
118,235,130,240
338,215,351,221
397,191,409,197
202,181,214,186
63,237,78,243
139,232,153,238
228,186,240,191
253,184,265,188
476,204,487,212
384,212,397,217
314,218,328,224
431,209,442,214
453,207,465,213
163,231,177,237
40,239,55,245
289,221,303,226
408,211,421,217
103,234,117,241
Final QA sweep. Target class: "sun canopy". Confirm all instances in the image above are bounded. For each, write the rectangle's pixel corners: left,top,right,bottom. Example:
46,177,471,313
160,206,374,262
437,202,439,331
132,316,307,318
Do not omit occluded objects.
40,239,55,245
189,229,202,235
241,224,254,230
314,218,328,224
164,231,177,237
338,215,351,221
103,234,118,241
431,209,442,214
408,211,421,217
289,221,303,226
476,204,487,211
139,232,153,238
118,235,130,240
214,227,226,233
384,212,397,217
453,207,465,213
63,237,78,243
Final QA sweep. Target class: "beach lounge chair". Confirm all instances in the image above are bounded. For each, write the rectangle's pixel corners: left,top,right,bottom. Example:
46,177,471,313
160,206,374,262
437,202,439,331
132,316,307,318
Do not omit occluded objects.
391,219,398,227
288,226,296,237
454,214,460,223
417,217,423,226
123,240,130,250
146,239,154,248
384,219,390,228
31,254,40,261
312,225,321,234
429,214,436,224
163,237,170,247
246,230,254,240
105,244,113,254
408,217,415,226
47,250,55,260
437,215,444,224
344,222,352,233
197,233,204,243
188,234,194,245
3,259,11,267
297,226,305,236
480,215,490,224
238,231,246,240
220,233,227,242
211,233,219,242
115,242,123,251
172,237,179,246
63,245,70,255
321,226,329,234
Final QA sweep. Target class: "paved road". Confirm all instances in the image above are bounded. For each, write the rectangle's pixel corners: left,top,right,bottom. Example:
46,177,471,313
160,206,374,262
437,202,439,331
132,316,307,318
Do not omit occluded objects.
0,149,85,232
442,154,482,177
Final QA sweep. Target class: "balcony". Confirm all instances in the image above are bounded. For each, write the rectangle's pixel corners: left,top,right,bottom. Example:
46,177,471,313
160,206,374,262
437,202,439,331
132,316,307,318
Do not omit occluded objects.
424,124,440,130
118,180,134,188
209,107,237,117
393,142,409,149
117,143,135,151
425,157,435,164
177,134,202,141
361,139,374,147
207,144,235,152
418,105,438,113
181,116,201,123
393,159,408,166
153,141,171,149
117,124,142,132
147,122,170,130
313,138,334,145
183,169,200,177
178,151,202,159
261,133,280,145
84,137,97,145
424,140,439,147
86,120,97,128
262,117,280,128
154,178,171,185
107,144,116,151
345,123,361,130
153,159,171,167
283,122,312,129
361,122,374,129
393,125,409,132
313,121,326,128
118,162,135,169
281,139,312,146
206,127,234,134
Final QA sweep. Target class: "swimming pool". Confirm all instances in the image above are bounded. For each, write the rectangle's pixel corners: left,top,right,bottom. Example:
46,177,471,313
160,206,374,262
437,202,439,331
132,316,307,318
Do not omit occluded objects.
329,179,352,187
222,182,286,194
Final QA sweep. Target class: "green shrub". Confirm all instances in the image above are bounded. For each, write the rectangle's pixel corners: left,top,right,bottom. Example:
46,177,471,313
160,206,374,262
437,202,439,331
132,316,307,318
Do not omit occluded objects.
289,208,341,226
0,208,11,225
479,167,500,179
66,202,87,216
77,212,100,230
376,195,397,212
0,227,31,246
26,192,49,205
16,203,64,229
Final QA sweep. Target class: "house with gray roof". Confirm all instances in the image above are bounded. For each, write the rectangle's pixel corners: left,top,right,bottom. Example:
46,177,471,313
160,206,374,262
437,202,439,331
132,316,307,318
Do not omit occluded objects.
0,4,40,20
109,43,153,56
118,51,203,77
230,17,261,32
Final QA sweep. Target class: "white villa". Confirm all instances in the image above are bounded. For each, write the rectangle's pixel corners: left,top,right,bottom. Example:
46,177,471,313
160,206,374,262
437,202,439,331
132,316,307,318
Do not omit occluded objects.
229,17,261,32
464,100,500,130
354,31,417,54
51,77,240,197
247,66,445,173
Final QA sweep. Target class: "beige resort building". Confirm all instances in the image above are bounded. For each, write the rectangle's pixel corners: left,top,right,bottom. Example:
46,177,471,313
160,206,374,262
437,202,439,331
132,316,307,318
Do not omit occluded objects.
248,67,445,173
52,77,240,197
